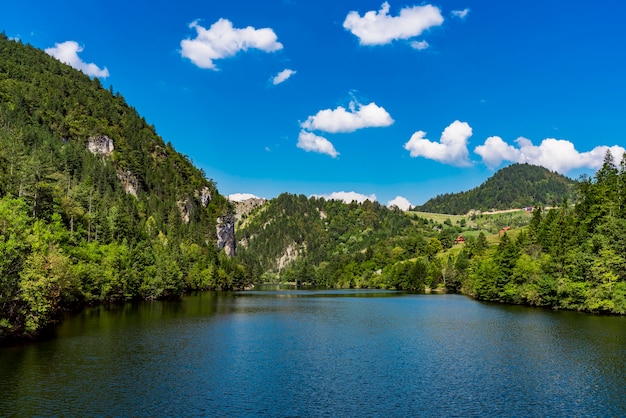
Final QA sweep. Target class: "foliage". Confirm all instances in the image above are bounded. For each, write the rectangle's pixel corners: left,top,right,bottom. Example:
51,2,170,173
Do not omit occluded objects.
2,33,624,342
0,35,250,340
456,150,626,313
415,163,577,214
238,152,626,315
236,193,457,291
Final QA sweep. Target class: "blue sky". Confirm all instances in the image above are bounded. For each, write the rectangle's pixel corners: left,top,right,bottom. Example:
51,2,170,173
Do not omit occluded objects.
4,1,626,209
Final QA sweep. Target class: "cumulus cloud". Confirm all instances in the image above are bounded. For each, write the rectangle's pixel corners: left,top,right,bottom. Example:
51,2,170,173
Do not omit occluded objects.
301,101,394,133
343,2,444,46
180,19,283,70
410,40,429,50
387,196,412,211
451,8,470,19
313,191,377,204
271,68,296,85
228,193,261,202
404,120,473,166
474,136,521,169
474,136,626,173
45,41,109,78
297,130,339,158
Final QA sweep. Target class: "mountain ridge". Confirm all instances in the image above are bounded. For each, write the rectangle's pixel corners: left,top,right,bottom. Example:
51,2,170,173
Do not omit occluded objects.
414,163,578,214
0,34,250,340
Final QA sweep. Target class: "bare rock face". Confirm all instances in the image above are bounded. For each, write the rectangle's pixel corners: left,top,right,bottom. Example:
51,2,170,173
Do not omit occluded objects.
87,136,139,198
177,197,193,224
233,197,267,222
88,135,114,157
216,213,236,257
116,169,139,198
277,242,302,270
196,186,212,208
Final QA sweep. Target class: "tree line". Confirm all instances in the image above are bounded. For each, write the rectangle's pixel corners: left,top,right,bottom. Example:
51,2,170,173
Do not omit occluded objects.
237,152,626,314
454,151,626,313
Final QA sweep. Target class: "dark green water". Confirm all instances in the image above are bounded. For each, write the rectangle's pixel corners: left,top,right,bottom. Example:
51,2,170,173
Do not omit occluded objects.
1,289,625,416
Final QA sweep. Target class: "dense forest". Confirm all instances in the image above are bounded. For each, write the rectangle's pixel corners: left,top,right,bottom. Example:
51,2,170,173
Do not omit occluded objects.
457,152,626,313
236,194,459,290
237,152,626,314
1,34,625,342
415,163,577,214
0,35,251,340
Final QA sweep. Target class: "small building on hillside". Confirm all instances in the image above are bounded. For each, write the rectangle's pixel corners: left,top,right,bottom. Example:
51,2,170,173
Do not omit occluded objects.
454,235,465,244
498,226,511,236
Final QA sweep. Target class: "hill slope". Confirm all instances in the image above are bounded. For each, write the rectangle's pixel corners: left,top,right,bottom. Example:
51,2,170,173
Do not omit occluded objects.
236,193,463,289
415,163,577,214
0,35,249,340
236,154,626,315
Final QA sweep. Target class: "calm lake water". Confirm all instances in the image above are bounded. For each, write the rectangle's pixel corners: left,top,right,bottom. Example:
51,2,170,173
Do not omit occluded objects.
1,288,625,417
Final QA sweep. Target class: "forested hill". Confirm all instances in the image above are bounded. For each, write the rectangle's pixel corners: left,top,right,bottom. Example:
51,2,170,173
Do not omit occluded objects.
237,152,626,315
415,163,577,214
0,35,250,340
236,193,457,289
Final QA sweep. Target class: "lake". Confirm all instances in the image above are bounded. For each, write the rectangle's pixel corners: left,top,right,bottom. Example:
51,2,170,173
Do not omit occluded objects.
1,288,625,417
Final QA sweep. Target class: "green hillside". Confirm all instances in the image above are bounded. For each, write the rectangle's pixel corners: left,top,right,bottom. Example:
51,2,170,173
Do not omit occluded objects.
1,33,625,342
416,163,577,214
0,35,250,340
237,153,626,315
236,193,469,290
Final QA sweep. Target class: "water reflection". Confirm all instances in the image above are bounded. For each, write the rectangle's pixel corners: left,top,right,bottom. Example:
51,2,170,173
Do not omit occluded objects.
0,291,624,417
239,283,407,297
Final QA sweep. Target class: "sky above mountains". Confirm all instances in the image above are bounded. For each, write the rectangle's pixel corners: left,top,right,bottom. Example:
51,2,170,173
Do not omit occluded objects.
4,1,626,209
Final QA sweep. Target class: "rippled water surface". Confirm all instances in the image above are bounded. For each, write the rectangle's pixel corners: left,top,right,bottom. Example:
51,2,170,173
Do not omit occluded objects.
1,289,625,416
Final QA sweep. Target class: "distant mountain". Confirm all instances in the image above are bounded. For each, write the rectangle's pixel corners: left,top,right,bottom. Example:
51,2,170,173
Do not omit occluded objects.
415,163,578,214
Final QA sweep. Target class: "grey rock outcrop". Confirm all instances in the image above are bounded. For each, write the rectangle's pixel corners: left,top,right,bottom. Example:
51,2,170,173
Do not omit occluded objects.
277,242,303,270
216,213,236,257
88,135,114,157
116,169,139,198
233,197,267,222
196,186,212,208
177,197,193,224
88,135,138,198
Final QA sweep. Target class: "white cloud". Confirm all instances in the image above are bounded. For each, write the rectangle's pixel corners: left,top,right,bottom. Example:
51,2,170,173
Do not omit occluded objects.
45,41,109,78
343,2,444,46
301,101,394,133
297,130,339,158
180,18,283,70
228,193,261,202
404,120,473,166
272,68,296,85
313,191,377,204
387,196,412,211
410,40,429,50
474,136,626,173
474,136,520,169
451,8,470,19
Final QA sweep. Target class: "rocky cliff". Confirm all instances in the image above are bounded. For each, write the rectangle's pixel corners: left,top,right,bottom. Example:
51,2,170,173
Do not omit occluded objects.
217,213,236,257
233,197,267,222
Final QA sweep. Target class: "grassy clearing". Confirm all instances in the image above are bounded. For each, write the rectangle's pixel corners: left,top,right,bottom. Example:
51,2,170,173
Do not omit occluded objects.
408,211,468,224
409,209,532,253
409,209,532,234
